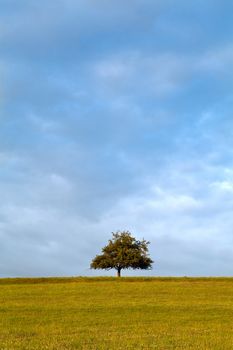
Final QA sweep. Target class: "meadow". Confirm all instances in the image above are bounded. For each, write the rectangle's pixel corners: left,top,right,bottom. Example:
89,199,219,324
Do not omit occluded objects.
0,277,233,349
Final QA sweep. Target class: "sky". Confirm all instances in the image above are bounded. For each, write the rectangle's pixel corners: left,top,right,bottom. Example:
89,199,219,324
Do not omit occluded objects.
1,0,233,277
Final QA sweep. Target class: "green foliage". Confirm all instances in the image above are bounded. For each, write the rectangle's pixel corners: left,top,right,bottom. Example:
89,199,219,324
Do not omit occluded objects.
90,231,153,276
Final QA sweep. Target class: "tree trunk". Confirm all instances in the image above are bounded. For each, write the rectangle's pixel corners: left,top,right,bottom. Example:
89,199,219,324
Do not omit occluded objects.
117,268,121,277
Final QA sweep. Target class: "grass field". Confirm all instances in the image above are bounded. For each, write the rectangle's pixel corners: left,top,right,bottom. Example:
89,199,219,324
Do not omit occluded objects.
1,277,233,349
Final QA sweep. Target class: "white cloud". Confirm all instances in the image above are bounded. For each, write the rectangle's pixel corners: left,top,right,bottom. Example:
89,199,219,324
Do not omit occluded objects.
1,0,233,277
211,181,233,193
92,52,186,98
91,43,233,100
199,45,233,72
28,114,60,133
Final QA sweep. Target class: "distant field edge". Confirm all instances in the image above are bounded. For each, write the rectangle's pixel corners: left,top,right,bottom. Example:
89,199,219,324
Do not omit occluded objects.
1,276,233,284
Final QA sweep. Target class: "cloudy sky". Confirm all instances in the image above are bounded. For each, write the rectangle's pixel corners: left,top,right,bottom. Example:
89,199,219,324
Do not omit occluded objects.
1,0,233,277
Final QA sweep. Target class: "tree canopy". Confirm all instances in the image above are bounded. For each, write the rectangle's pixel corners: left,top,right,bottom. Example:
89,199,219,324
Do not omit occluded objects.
90,231,153,277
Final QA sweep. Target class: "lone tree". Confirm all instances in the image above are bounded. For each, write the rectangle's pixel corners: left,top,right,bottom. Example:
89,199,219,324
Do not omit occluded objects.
90,231,153,277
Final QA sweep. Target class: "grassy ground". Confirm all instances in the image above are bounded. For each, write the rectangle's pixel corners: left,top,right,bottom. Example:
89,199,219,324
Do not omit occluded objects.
1,277,233,349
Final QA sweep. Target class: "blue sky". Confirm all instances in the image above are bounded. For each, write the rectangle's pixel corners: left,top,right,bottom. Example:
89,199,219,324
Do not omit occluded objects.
1,0,233,277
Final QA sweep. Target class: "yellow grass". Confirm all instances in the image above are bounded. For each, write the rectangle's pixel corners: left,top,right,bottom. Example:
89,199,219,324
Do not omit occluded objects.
0,277,233,349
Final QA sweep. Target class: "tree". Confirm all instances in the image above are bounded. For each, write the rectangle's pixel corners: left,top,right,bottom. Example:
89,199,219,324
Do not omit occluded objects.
90,231,153,277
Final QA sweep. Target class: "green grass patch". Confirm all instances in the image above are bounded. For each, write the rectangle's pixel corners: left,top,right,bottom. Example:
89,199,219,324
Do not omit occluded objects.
1,277,233,349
